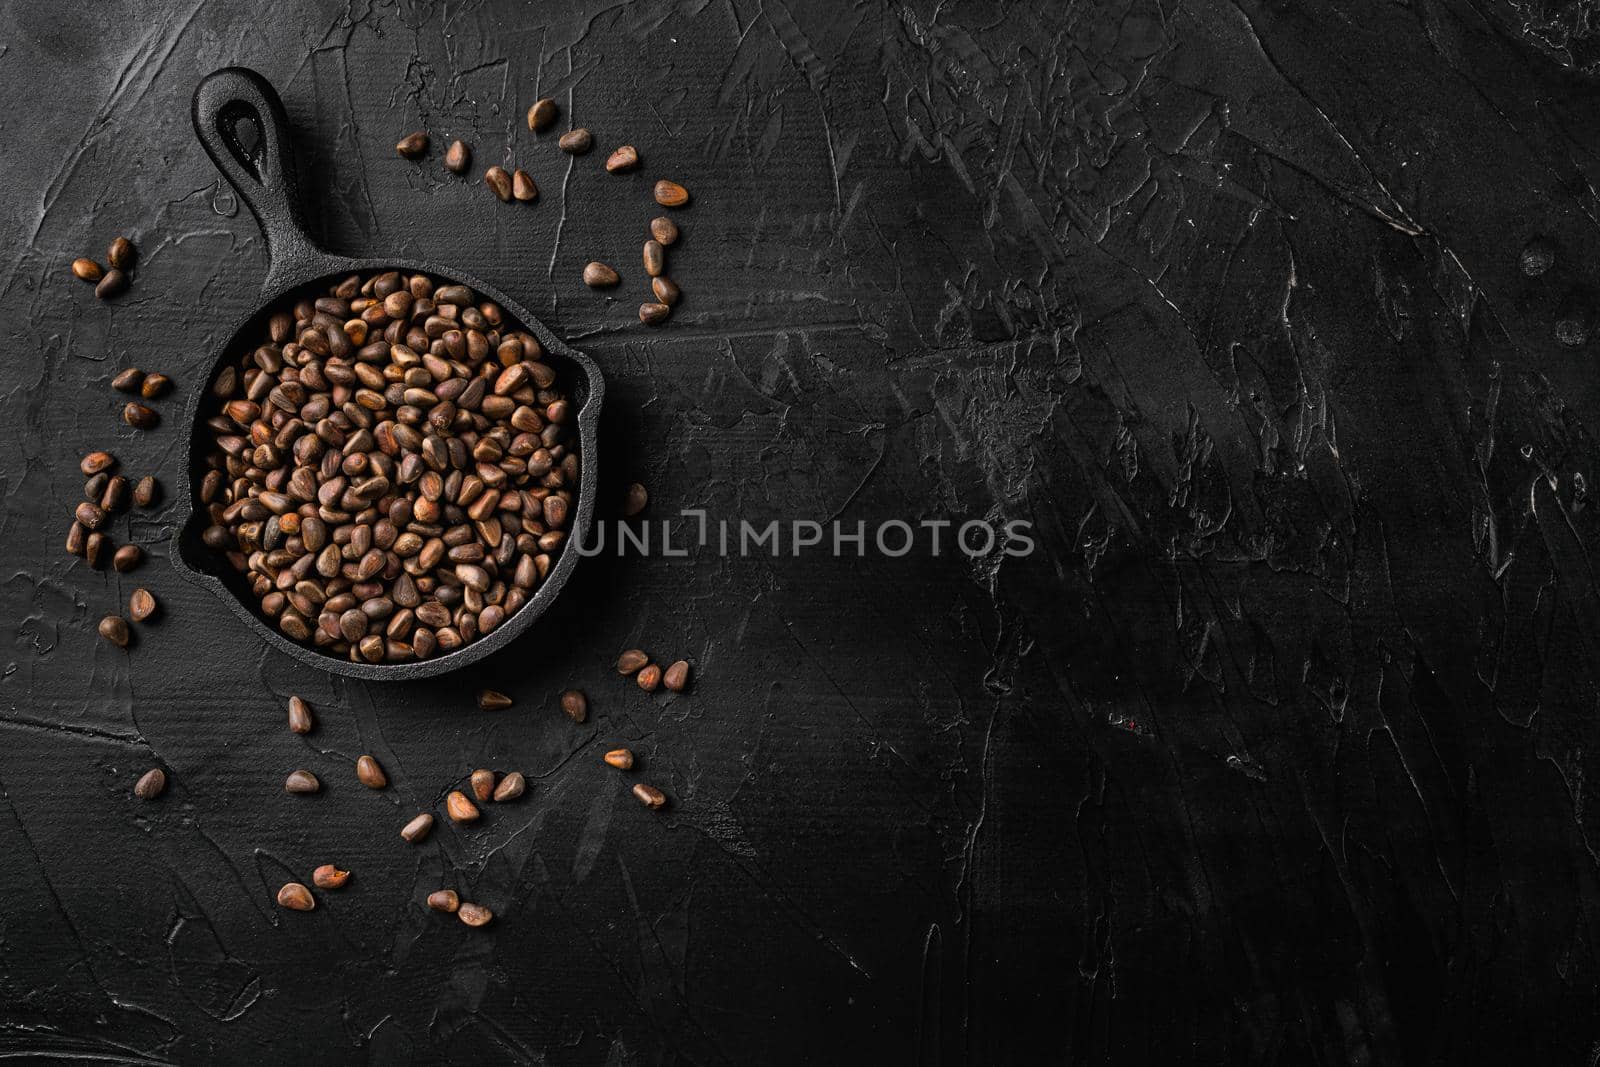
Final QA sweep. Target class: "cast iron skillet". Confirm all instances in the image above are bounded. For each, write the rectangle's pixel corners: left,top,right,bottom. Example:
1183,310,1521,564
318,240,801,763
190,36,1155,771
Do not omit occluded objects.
171,67,603,681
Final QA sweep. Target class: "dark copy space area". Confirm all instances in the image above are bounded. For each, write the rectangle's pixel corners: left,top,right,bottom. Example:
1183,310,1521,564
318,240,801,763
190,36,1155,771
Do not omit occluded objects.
4,0,1600,1063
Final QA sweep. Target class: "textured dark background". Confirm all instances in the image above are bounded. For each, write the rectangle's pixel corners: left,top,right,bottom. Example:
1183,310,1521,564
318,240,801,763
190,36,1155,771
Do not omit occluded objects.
4,0,1600,1062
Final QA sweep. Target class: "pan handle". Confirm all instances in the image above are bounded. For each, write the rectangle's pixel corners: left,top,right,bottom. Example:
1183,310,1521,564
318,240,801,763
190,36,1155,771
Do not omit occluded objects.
192,67,329,289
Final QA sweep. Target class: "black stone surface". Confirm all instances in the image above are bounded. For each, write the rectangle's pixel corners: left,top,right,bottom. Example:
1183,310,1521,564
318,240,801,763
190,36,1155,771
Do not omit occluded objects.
4,0,1600,1062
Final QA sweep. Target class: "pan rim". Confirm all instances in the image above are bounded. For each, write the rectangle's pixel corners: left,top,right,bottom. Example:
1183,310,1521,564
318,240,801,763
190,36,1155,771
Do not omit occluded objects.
169,254,605,681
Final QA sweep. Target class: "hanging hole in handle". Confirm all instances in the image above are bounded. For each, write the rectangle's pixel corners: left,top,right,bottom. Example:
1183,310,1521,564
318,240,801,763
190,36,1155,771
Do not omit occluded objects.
217,103,265,182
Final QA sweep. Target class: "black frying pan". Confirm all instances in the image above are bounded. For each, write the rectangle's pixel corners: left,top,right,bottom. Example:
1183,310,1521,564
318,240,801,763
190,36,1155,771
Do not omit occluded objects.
171,67,604,681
